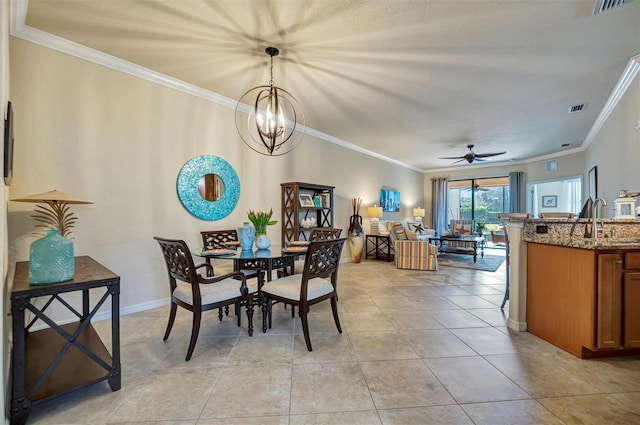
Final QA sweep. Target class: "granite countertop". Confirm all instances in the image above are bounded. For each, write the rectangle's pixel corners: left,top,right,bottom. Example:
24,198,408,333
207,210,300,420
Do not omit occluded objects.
526,237,640,250
522,218,640,250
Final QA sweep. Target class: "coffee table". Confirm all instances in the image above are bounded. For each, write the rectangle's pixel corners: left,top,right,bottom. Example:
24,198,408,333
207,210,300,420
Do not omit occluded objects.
428,236,485,262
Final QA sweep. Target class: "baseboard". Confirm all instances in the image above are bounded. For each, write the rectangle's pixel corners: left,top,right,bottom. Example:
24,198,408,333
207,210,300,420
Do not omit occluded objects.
507,318,527,332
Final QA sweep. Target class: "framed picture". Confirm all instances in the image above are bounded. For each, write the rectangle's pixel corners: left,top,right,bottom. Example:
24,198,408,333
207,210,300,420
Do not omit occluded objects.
588,166,597,200
299,194,315,207
542,195,557,208
4,101,14,186
380,189,400,212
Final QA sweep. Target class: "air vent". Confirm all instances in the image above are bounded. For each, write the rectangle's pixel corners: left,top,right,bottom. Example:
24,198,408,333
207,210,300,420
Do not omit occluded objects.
561,143,571,148
568,104,585,113
593,0,629,15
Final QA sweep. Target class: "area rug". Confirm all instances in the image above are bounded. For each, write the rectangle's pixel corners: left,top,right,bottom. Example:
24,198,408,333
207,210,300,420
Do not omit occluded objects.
437,253,505,272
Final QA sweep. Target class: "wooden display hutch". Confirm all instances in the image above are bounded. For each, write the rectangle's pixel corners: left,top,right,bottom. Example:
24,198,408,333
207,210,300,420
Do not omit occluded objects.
281,182,334,242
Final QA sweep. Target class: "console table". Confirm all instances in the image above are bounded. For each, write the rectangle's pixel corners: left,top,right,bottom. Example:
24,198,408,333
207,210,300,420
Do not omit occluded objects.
10,256,121,425
365,234,394,262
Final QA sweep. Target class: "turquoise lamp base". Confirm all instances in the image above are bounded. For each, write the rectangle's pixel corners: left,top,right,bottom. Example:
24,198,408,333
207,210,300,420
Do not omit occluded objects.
29,230,75,285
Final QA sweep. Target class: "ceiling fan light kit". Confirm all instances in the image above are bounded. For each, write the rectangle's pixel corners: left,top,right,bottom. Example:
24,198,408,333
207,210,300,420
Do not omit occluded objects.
439,144,506,164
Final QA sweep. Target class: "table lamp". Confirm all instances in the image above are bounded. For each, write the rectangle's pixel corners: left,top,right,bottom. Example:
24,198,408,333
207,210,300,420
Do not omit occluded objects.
413,207,425,223
367,205,383,234
12,190,93,284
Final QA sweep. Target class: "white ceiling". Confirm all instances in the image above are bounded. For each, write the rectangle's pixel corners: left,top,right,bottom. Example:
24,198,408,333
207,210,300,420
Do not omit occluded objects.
13,0,640,171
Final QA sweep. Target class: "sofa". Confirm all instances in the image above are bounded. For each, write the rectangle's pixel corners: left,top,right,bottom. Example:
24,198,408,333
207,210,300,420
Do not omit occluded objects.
384,221,438,270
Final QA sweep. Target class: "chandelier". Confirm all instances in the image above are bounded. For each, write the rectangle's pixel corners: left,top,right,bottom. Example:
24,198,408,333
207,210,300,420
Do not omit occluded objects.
235,47,305,156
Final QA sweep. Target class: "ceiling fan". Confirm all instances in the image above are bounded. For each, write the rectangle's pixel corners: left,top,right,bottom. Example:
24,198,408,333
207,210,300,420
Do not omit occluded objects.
440,144,506,164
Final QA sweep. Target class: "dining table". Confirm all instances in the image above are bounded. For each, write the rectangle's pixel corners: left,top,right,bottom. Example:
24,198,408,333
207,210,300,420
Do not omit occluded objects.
193,241,310,284
194,242,310,327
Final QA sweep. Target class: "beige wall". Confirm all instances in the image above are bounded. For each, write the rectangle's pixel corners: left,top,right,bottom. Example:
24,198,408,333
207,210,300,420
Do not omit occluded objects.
1,0,8,420
7,38,423,320
586,77,640,211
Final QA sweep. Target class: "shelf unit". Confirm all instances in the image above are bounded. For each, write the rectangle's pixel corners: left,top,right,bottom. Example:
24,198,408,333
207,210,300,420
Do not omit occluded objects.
281,182,334,242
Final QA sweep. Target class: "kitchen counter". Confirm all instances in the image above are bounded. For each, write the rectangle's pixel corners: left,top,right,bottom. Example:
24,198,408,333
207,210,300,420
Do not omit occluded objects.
522,218,640,250
523,218,640,358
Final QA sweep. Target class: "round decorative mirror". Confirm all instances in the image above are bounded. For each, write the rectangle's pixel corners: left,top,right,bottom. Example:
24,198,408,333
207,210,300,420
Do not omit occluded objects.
197,173,224,201
177,155,240,220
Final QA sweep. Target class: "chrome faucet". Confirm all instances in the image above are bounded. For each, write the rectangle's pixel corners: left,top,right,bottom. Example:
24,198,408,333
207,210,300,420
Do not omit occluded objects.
592,198,607,240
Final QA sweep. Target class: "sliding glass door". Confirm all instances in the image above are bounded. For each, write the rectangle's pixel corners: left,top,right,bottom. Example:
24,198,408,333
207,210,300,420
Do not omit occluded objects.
447,177,510,231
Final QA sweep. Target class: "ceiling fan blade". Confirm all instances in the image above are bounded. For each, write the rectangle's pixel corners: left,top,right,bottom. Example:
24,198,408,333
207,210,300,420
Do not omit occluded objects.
451,158,466,164
475,151,506,158
474,157,488,162
439,156,465,160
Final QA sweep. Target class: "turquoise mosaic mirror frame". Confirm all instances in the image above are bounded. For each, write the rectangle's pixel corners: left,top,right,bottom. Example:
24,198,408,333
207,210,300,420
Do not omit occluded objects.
177,155,240,220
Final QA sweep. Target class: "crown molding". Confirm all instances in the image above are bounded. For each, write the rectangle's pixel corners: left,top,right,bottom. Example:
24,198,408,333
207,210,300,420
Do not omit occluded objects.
583,53,640,149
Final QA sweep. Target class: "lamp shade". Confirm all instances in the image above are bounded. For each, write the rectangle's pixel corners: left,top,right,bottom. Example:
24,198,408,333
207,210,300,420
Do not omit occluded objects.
413,208,425,218
12,189,93,238
367,206,383,218
12,190,93,205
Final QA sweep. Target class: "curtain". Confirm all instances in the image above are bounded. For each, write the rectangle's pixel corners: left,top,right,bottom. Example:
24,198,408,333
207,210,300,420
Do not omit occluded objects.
431,177,448,235
529,184,538,219
509,171,526,213
560,179,581,215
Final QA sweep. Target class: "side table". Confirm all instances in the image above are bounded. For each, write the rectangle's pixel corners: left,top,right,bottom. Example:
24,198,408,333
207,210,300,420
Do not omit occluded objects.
10,256,121,425
365,234,394,262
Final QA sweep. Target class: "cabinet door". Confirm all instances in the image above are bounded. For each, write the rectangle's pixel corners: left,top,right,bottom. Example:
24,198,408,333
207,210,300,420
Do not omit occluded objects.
624,272,640,348
597,253,623,349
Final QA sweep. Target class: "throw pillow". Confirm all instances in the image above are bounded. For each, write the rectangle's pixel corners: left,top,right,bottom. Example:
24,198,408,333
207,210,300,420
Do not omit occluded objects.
405,228,418,240
411,222,426,234
392,222,406,240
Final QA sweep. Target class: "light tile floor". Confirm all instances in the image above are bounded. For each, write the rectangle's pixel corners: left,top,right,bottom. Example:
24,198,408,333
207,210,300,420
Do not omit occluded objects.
26,255,640,424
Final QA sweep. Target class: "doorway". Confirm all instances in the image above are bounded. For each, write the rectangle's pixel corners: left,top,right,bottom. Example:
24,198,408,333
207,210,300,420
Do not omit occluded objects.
526,176,582,218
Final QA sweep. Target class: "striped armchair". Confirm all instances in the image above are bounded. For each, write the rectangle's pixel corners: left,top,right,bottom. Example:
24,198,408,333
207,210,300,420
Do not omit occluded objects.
388,222,438,271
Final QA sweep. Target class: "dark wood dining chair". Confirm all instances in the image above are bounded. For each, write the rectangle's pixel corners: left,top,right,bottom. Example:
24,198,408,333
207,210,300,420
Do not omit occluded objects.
200,229,264,323
154,236,254,361
291,227,343,274
261,238,346,351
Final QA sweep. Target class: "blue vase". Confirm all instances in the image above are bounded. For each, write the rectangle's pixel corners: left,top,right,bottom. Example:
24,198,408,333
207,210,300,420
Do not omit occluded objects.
29,229,75,285
255,234,271,250
238,222,255,250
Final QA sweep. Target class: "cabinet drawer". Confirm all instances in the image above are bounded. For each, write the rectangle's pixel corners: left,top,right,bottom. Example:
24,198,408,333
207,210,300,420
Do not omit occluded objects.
624,252,640,270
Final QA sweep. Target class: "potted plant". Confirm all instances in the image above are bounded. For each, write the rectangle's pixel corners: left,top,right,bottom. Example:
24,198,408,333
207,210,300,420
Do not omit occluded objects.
475,221,486,236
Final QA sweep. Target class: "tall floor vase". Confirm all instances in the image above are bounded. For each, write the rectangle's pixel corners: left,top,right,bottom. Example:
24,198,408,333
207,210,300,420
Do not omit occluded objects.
348,214,364,263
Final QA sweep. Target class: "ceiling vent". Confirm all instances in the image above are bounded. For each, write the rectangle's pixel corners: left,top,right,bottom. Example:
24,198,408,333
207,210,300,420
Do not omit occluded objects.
568,104,585,113
593,0,630,15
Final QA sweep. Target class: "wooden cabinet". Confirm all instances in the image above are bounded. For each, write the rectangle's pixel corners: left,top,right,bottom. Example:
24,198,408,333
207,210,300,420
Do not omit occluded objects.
624,272,640,347
527,243,640,358
281,182,334,242
596,253,623,349
596,252,640,350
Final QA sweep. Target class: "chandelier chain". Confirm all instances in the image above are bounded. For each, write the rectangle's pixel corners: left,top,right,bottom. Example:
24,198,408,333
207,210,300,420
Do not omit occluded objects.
269,54,274,86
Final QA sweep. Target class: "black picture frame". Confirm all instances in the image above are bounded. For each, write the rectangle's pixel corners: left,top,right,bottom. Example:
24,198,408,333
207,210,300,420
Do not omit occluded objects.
4,101,14,186
588,166,597,200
